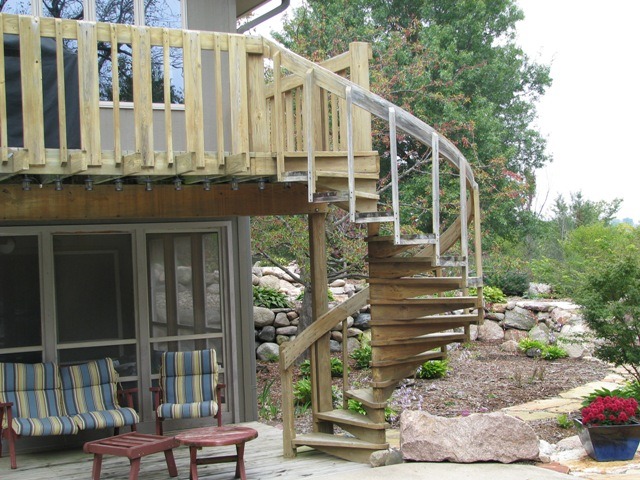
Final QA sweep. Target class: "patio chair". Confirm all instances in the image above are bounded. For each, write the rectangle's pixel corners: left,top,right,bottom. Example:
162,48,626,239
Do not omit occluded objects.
151,349,224,435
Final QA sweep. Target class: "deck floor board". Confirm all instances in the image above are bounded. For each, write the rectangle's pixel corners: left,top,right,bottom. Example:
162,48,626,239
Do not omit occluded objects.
0,422,371,479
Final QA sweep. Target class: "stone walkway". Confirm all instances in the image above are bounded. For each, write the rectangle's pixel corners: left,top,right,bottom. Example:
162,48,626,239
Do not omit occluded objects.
382,365,640,478
502,367,640,478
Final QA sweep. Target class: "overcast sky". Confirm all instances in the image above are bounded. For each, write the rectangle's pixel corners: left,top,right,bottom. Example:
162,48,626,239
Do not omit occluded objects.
517,0,640,222
257,0,639,222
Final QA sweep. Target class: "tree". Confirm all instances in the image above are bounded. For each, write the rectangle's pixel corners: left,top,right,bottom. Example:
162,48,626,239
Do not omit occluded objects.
272,0,552,244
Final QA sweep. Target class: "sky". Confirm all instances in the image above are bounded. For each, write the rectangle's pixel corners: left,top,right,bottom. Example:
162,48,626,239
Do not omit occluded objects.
255,0,640,222
517,0,640,222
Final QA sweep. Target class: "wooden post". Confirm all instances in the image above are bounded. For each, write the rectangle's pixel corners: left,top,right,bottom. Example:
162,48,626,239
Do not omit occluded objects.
309,212,332,433
348,42,372,152
280,356,295,457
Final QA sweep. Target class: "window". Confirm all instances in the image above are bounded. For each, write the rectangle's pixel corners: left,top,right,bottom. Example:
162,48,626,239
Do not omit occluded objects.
147,233,225,374
0,236,42,363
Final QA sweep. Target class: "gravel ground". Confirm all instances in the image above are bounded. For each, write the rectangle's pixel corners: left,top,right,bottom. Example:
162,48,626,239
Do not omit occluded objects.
256,341,614,444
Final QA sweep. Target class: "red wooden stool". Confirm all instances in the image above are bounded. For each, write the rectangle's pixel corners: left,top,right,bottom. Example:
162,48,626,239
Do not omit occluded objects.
175,425,258,480
83,432,179,480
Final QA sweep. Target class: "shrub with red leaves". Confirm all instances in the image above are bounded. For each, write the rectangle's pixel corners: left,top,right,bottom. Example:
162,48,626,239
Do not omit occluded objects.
581,396,639,426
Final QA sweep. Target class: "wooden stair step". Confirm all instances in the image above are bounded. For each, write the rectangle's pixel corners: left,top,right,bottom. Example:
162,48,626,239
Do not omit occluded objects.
293,432,388,450
369,277,466,299
371,349,445,368
395,234,437,245
372,313,478,326
293,432,388,463
313,190,349,202
368,277,464,286
355,211,394,223
370,332,466,348
315,409,388,430
317,170,379,180
280,170,308,182
344,388,387,409
370,296,479,319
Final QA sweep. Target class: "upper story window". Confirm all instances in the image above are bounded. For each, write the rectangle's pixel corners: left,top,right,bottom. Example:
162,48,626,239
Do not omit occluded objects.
1,0,184,103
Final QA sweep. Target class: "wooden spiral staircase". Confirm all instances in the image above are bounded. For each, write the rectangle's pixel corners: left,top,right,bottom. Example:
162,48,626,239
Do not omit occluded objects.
267,40,484,462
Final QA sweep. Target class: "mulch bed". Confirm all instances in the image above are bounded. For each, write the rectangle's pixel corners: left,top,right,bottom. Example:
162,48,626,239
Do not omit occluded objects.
256,341,615,444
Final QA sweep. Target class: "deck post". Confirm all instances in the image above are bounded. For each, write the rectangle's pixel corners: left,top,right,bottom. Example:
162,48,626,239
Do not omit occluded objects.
309,211,332,433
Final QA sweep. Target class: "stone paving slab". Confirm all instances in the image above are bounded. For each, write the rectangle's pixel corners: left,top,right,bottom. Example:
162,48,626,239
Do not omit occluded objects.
558,382,622,400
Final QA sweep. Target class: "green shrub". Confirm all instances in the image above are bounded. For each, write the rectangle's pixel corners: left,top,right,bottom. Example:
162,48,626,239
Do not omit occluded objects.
541,345,568,360
486,269,530,297
575,254,640,384
517,338,546,353
416,359,449,379
557,414,573,429
482,285,507,304
299,357,344,377
253,285,290,309
330,357,344,377
518,338,568,361
350,344,372,369
299,359,311,377
293,378,312,405
348,399,366,415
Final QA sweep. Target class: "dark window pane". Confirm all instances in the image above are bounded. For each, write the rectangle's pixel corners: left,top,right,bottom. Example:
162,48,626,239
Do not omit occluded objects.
0,236,41,349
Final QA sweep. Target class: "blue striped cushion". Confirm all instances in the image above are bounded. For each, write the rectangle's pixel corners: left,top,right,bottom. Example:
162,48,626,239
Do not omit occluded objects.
73,408,139,430
0,362,69,432
11,415,78,436
157,401,218,420
60,358,138,430
158,350,218,420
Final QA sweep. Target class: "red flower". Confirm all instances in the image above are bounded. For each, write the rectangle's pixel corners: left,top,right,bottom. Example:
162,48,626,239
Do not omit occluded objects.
581,395,639,426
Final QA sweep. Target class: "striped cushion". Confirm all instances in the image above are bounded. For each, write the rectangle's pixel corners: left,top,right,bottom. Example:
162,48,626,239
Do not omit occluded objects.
157,401,218,420
11,415,78,436
0,362,70,433
72,408,139,430
158,350,218,420
60,358,138,430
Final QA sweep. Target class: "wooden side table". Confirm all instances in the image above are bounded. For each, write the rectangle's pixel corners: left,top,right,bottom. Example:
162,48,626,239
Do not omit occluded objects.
175,425,258,480
83,432,179,480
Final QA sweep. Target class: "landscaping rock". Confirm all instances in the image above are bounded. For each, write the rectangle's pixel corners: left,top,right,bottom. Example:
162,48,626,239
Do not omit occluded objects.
256,342,279,361
503,306,537,331
331,331,343,342
517,300,555,313
258,274,283,290
492,303,508,314
477,320,504,342
528,282,552,297
258,326,276,342
254,307,275,327
252,274,260,286
500,340,519,353
529,323,550,344
353,313,371,329
485,311,505,322
370,448,403,467
273,312,290,328
329,340,341,352
346,337,361,353
276,326,298,336
400,410,539,463
276,335,290,345
330,279,346,288
504,329,528,343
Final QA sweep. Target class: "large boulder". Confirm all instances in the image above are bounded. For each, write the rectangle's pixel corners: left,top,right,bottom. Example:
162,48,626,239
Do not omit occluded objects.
254,307,275,328
477,320,504,342
503,306,537,331
400,411,539,463
256,342,279,361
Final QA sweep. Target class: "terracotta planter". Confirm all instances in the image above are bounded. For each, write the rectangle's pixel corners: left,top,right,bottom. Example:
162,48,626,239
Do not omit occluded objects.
574,419,640,461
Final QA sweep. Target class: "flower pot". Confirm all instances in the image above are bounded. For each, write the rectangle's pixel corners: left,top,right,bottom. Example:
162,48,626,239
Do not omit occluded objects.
574,419,640,461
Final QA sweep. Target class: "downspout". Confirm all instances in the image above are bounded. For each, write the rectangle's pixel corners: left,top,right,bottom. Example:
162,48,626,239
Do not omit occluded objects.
237,0,291,33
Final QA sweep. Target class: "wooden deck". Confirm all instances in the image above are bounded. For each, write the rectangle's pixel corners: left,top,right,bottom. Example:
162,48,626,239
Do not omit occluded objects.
0,422,373,479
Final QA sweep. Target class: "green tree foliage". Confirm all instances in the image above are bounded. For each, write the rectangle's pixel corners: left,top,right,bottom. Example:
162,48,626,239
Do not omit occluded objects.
575,254,640,383
273,0,552,244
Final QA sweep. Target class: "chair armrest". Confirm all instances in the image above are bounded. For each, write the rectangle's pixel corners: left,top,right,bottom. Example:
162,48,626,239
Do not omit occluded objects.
0,401,14,429
117,387,138,409
150,386,163,411
215,383,225,427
